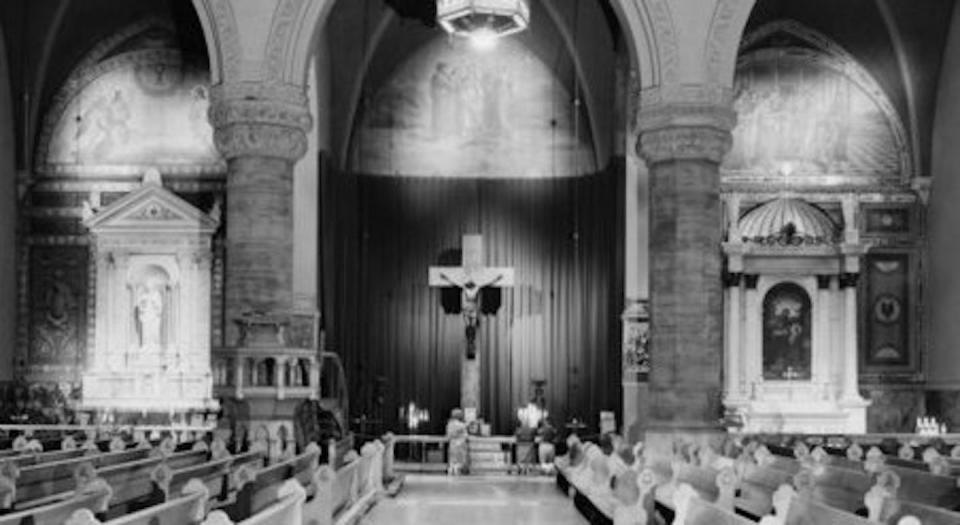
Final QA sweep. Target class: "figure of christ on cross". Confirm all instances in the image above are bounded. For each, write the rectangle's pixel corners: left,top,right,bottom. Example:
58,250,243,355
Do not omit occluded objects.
429,234,514,412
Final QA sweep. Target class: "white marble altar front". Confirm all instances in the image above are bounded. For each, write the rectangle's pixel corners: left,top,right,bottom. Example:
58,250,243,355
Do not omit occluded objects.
722,197,869,433
81,170,219,414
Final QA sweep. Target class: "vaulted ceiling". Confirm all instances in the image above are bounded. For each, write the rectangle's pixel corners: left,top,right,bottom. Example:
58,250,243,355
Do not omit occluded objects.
0,0,956,175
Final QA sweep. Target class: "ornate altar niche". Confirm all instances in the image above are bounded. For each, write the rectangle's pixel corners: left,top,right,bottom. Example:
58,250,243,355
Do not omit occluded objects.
722,197,869,433
80,170,219,414
19,19,226,403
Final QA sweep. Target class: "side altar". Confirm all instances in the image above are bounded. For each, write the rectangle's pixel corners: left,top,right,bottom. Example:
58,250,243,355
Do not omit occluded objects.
722,197,869,433
80,169,219,415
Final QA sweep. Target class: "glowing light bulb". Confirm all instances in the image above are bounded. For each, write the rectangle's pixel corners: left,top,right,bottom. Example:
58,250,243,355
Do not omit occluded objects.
468,27,499,51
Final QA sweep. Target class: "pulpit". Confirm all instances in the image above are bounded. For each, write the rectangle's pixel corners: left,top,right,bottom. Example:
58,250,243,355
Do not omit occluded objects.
80,169,220,415
722,196,869,433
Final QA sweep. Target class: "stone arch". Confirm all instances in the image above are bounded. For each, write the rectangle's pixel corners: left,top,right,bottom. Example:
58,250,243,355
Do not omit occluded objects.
192,0,334,88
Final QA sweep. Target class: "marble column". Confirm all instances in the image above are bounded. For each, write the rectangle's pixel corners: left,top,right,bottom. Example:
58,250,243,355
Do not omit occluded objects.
724,272,742,402
637,94,735,436
839,272,861,401
816,275,833,398
208,86,312,345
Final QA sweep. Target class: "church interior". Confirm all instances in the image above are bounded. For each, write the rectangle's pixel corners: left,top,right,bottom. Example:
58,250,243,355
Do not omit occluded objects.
0,0,959,523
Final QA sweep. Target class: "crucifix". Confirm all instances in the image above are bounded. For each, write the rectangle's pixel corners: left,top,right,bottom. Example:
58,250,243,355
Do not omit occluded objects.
429,234,514,413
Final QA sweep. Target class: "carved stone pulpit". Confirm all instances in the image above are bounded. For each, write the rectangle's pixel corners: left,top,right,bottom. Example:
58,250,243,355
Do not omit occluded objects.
81,170,220,414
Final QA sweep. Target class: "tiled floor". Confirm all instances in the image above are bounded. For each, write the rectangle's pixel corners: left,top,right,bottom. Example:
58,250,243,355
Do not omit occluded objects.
360,474,588,524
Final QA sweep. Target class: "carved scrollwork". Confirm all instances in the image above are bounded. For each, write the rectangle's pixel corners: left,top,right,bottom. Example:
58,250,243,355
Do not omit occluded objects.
208,86,312,162
638,125,733,165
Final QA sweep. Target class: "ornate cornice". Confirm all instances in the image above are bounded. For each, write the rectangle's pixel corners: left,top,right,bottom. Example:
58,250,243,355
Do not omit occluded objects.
638,125,733,165
208,84,312,162
636,85,736,165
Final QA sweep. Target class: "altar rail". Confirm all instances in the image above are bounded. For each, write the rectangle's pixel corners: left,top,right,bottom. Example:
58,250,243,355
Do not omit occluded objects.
392,434,535,473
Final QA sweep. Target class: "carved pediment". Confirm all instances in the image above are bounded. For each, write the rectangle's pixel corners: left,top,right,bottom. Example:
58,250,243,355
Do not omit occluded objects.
84,172,218,235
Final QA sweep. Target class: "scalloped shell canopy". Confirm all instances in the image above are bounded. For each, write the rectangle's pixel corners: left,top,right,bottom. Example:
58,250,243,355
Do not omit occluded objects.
739,197,838,245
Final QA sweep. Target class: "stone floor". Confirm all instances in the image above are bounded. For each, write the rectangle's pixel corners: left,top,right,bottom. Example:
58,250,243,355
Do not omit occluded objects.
360,474,588,524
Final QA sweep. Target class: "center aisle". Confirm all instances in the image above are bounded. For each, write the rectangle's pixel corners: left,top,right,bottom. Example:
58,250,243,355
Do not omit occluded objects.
360,474,588,525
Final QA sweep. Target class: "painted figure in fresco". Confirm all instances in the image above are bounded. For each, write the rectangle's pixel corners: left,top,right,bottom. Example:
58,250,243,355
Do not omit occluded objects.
188,85,215,151
430,62,460,140
762,284,812,380
76,89,131,161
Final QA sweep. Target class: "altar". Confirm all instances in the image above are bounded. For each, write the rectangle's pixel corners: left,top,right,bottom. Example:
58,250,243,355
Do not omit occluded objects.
80,169,220,415
722,196,869,433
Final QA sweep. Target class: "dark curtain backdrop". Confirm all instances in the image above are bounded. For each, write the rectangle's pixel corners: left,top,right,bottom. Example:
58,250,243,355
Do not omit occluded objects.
320,169,624,435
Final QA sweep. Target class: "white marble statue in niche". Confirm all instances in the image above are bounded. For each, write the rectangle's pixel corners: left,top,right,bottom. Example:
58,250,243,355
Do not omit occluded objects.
133,266,168,351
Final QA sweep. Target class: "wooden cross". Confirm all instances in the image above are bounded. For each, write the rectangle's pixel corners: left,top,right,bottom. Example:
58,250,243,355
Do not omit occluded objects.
428,234,514,412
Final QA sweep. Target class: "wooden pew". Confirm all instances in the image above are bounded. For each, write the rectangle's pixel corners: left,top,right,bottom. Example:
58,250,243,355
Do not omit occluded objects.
161,450,265,504
782,493,876,525
736,462,795,518
803,464,875,513
14,452,237,524
219,449,318,522
66,479,209,525
204,479,307,525
98,450,209,517
880,465,960,509
755,484,876,525
673,483,754,525
765,447,960,511
881,497,960,525
14,448,153,507
0,491,106,525
10,449,86,468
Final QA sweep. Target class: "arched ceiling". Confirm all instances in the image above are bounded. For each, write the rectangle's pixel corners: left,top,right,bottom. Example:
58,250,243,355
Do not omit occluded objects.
746,0,956,176
323,0,623,171
0,0,206,171
0,0,956,179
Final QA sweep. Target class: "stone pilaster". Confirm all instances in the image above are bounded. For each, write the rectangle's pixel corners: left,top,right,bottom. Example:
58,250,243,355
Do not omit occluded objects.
208,85,312,345
636,88,735,437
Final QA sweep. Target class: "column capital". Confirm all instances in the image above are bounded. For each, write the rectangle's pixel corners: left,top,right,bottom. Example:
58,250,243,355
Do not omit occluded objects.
636,85,737,165
209,83,313,162
723,271,743,288
838,272,861,289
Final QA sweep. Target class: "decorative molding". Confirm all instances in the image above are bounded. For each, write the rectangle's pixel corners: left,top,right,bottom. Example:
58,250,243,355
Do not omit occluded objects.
264,0,308,82
704,0,755,85
205,0,243,81
643,0,680,85
638,125,732,165
636,85,736,165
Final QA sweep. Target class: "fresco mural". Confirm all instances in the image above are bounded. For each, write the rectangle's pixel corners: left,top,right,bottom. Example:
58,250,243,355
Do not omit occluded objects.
44,53,220,172
763,283,812,380
352,38,595,178
725,52,903,182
